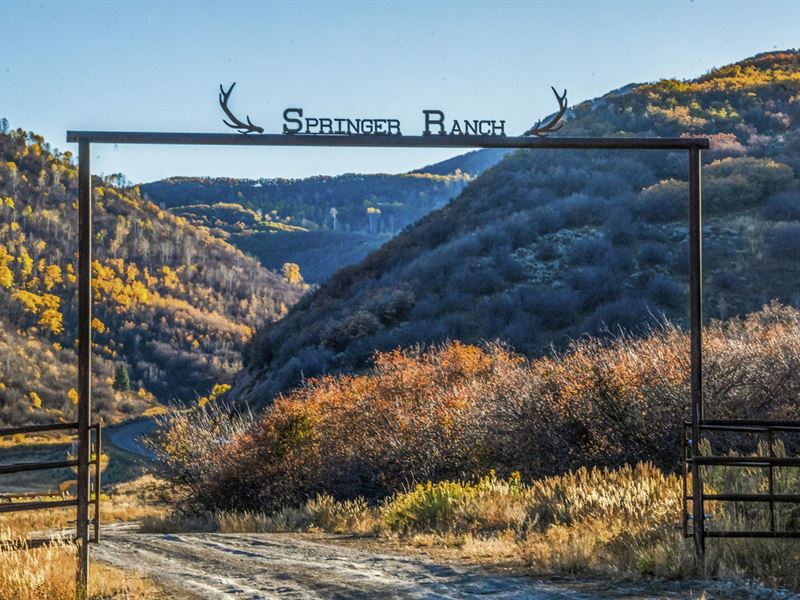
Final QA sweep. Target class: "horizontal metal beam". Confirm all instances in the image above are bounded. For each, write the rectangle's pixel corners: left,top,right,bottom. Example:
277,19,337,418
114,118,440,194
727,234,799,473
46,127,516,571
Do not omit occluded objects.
701,493,800,503
0,459,78,475
706,531,800,538
66,131,710,150
691,456,800,467
0,499,78,513
698,419,800,432
0,422,79,437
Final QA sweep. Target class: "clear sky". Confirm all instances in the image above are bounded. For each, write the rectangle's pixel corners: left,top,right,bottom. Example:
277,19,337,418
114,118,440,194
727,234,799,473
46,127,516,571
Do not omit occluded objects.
1,1,798,183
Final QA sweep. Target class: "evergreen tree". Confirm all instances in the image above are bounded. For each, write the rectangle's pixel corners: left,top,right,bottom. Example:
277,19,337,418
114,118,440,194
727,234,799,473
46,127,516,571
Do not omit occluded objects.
113,363,131,392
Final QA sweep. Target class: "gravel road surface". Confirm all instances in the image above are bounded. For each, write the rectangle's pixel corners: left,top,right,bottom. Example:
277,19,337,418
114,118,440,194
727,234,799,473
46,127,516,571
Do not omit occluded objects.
93,530,789,599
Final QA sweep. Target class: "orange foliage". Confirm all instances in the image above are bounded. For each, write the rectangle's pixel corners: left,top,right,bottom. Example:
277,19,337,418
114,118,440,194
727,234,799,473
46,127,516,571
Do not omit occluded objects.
192,304,800,513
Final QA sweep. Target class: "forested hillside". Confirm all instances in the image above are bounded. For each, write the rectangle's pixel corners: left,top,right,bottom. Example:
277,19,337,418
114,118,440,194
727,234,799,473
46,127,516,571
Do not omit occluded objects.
0,125,306,426
141,172,474,283
239,50,800,405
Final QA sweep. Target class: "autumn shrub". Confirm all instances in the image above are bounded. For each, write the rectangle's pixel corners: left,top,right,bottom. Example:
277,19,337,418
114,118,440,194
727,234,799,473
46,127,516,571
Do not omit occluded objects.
145,401,255,514
153,303,800,515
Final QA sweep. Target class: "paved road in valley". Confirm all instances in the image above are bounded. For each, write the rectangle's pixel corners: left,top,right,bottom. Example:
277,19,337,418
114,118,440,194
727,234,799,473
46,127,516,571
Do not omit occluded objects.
107,418,157,460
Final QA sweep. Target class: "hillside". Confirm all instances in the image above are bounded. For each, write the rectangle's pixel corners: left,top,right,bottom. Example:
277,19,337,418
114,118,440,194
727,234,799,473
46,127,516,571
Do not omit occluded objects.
238,50,800,405
140,172,475,283
0,126,306,426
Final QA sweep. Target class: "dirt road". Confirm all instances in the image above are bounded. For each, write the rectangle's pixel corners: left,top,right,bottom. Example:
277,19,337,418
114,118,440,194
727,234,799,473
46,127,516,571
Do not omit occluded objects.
94,529,786,599
94,530,599,599
107,417,157,460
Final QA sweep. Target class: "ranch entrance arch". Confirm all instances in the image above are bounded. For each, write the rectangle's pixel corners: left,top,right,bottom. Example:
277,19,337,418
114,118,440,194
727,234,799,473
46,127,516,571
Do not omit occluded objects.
63,128,709,591
62,101,800,594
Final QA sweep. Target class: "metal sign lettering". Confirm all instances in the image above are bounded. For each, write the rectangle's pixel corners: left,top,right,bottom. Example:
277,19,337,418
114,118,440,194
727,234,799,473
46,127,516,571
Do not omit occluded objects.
218,83,567,138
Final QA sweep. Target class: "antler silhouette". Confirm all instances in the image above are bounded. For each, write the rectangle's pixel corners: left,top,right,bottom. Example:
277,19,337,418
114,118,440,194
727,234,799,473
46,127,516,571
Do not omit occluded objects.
219,83,264,134
523,87,568,137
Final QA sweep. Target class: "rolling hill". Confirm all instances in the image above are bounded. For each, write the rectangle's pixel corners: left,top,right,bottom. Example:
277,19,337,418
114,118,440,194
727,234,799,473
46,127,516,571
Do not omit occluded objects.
0,126,306,426
236,50,800,406
140,172,476,284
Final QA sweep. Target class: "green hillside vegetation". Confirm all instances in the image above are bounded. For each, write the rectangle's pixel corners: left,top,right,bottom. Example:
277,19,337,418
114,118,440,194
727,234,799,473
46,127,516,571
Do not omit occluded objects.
239,50,800,404
141,172,473,283
0,124,306,426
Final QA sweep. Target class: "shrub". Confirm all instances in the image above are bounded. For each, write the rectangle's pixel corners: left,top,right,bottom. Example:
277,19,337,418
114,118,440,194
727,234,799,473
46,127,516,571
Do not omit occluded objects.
763,191,800,221
767,222,800,260
381,471,527,533
156,304,800,515
560,194,609,228
565,237,613,266
645,274,685,309
704,157,795,214
633,179,687,223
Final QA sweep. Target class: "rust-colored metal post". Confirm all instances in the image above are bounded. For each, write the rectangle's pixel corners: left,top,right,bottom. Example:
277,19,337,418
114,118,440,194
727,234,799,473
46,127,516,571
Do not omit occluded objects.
76,139,92,596
689,145,705,557
94,423,101,543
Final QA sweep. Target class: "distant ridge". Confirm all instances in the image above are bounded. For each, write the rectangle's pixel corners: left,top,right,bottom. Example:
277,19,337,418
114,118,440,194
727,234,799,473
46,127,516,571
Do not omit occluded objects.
236,50,800,406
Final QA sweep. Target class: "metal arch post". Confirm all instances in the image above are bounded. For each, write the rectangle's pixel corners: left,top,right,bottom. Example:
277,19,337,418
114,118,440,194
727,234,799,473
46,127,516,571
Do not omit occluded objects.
76,140,92,596
688,145,705,557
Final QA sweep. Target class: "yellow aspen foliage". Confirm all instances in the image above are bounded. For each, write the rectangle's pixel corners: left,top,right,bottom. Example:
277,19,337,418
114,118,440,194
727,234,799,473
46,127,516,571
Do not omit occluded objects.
125,263,139,282
2,196,13,209
0,246,13,288
39,307,63,334
0,382,6,392
128,280,151,304
17,247,33,278
160,266,179,289
282,262,304,285
12,290,43,314
197,382,231,407
43,264,62,290
65,263,77,283
68,388,79,405
209,383,231,401
29,391,42,409
34,240,46,253
91,317,106,333
52,342,62,350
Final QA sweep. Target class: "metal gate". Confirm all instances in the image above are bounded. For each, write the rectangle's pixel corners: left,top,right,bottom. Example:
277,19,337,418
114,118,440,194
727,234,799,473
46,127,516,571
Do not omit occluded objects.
683,420,800,546
0,421,101,548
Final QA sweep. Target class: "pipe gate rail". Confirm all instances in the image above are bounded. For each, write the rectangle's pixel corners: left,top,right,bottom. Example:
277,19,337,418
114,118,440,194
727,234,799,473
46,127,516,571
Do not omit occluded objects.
0,422,102,552
683,420,800,543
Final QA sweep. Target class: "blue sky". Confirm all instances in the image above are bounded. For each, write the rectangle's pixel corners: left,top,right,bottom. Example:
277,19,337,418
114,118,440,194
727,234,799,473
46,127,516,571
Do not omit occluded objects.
1,1,798,183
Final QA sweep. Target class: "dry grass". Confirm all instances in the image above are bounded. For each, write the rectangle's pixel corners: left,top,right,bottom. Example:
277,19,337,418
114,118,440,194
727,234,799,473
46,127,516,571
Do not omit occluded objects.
0,476,170,599
0,532,159,600
144,463,800,591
